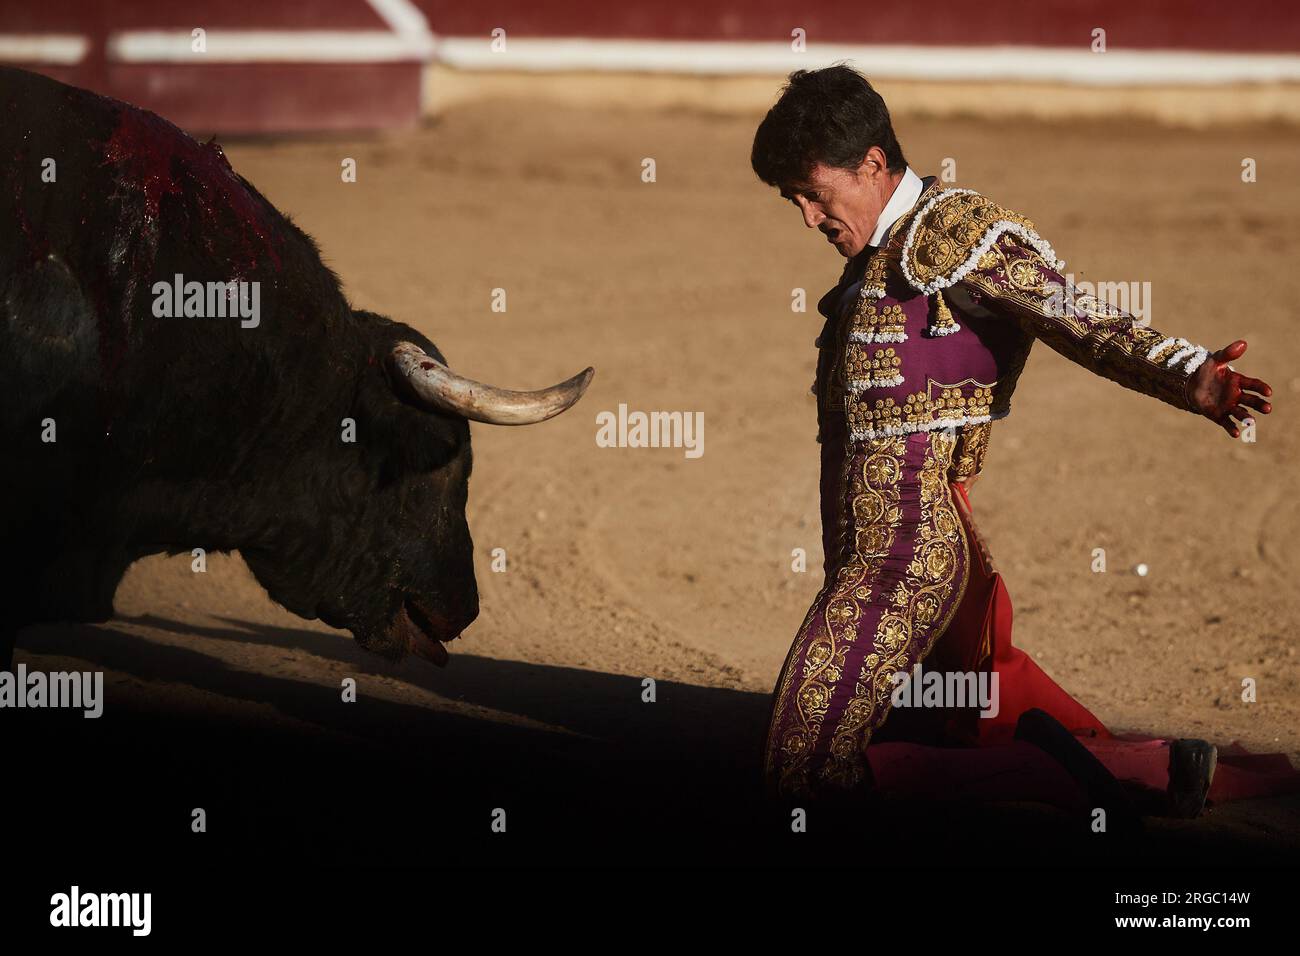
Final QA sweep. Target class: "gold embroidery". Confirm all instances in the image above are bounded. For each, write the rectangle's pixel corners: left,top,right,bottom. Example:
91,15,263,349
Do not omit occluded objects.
933,381,994,417
845,345,902,389
963,235,1198,412
851,301,906,341
950,421,993,483
845,382,996,436
766,436,905,797
848,254,905,342
767,430,971,798
902,188,1051,292
819,429,970,791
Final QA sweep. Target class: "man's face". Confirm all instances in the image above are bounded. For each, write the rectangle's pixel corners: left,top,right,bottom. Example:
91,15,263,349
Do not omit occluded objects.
779,159,891,258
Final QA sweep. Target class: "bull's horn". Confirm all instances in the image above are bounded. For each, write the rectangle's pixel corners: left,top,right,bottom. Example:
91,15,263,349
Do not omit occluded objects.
390,342,594,426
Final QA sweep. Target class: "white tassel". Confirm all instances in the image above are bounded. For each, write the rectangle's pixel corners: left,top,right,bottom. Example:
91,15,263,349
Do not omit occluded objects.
1146,336,1178,362
846,374,905,392
848,410,1010,442
1184,349,1210,375
848,330,908,344
1147,336,1211,375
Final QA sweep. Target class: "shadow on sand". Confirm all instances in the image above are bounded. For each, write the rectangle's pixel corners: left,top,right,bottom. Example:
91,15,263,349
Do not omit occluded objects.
7,617,1297,867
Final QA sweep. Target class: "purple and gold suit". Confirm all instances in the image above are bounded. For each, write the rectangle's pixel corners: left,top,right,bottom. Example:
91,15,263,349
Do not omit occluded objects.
763,177,1212,801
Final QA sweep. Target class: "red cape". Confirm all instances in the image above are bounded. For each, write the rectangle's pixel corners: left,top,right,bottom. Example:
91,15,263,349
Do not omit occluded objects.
939,481,1300,804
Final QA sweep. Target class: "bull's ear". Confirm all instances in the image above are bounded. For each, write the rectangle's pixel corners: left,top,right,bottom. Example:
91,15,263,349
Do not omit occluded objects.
354,365,467,478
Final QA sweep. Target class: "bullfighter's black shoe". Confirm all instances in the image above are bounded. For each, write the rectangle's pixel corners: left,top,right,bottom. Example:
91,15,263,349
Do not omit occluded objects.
1167,739,1218,819
1014,707,1144,834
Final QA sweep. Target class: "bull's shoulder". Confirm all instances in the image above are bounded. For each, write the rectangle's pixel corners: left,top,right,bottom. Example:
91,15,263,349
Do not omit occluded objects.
894,187,1063,294
0,64,74,102
0,64,120,135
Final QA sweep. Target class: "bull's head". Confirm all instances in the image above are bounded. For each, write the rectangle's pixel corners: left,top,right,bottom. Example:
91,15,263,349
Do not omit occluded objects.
241,310,592,667
378,333,593,665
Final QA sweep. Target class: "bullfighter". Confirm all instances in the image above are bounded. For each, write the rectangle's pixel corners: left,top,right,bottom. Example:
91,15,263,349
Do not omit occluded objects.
751,65,1278,816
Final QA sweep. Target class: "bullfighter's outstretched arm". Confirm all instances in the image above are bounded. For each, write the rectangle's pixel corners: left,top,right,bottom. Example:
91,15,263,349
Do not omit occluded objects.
946,231,1273,438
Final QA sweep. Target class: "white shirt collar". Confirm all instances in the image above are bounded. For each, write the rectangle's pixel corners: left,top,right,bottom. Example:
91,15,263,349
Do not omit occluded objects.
867,166,923,248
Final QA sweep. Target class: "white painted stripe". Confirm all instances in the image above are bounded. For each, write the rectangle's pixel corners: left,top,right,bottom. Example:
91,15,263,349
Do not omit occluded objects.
432,38,1300,86
109,30,434,63
0,34,88,65
111,0,436,64
367,0,433,38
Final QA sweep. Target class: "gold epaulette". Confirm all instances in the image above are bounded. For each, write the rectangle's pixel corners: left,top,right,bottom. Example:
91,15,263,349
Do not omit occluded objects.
894,187,1065,296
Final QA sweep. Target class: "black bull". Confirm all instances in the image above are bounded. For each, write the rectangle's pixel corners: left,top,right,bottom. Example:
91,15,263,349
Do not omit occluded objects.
0,67,591,668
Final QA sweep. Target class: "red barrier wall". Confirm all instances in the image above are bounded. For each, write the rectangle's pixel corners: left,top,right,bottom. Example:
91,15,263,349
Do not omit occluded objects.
414,0,1300,53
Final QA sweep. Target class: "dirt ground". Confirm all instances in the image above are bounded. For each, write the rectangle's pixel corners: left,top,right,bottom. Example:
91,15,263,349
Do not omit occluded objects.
14,98,1300,865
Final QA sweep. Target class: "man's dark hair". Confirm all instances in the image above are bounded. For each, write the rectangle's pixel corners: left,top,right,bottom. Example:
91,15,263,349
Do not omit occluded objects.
751,65,907,189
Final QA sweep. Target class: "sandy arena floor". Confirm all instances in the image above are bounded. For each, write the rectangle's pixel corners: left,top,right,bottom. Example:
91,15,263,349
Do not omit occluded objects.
14,99,1300,863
